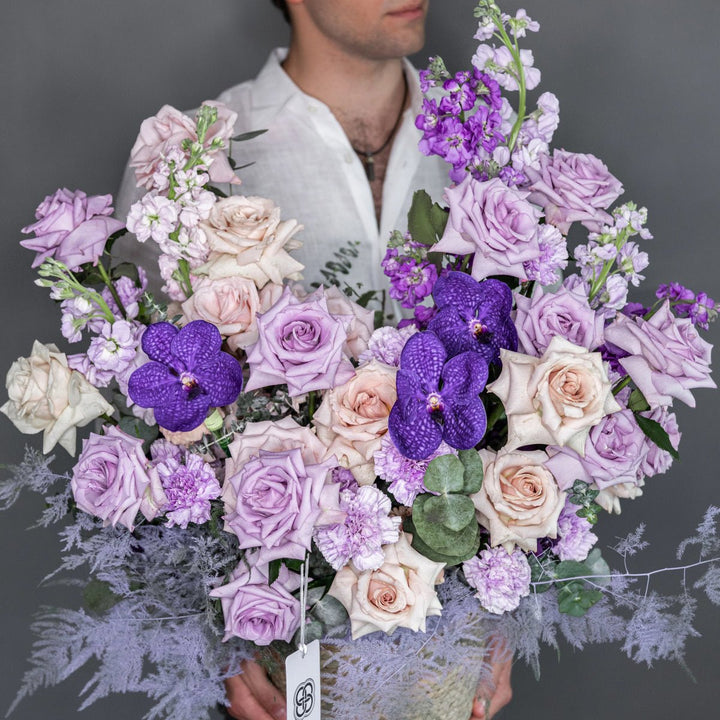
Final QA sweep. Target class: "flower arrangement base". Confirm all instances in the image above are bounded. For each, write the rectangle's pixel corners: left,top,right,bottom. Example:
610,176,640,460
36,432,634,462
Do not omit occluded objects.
258,601,489,720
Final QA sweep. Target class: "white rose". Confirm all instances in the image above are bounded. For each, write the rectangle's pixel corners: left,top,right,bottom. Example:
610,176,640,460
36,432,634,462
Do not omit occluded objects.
328,532,445,639
488,336,621,454
1,341,113,455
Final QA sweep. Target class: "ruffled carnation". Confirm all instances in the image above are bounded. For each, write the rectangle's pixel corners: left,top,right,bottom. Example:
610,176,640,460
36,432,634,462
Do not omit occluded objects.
462,546,531,615
553,503,598,562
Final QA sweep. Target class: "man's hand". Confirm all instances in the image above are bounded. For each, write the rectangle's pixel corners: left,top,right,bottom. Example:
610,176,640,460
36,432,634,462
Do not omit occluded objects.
471,647,513,719
223,660,286,720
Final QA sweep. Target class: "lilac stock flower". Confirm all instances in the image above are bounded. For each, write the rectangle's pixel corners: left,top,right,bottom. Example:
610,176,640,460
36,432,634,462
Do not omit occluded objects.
462,546,532,615
657,283,717,330
222,448,332,563
155,452,221,529
20,188,124,271
514,284,604,356
87,320,139,375
522,223,568,285
244,286,354,396
427,271,517,363
101,268,148,320
553,502,598,562
525,150,624,234
382,242,438,309
314,484,401,572
388,331,488,460
434,176,542,281
209,559,301,644
374,434,455,506
126,192,179,245
128,320,244,432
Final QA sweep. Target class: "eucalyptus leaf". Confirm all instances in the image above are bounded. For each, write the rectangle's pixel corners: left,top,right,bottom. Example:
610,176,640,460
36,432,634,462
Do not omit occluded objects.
310,594,349,630
406,516,479,566
83,579,120,616
584,548,611,588
416,493,476,532
557,581,603,617
412,504,481,559
458,449,484,493
423,454,465,494
634,412,680,459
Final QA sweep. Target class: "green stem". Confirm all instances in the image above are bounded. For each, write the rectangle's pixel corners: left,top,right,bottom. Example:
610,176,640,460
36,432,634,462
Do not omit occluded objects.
307,390,316,422
177,258,194,299
97,261,127,319
612,376,631,396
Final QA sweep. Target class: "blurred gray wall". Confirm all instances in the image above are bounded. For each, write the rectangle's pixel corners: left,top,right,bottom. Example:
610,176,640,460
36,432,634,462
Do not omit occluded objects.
1,1,718,718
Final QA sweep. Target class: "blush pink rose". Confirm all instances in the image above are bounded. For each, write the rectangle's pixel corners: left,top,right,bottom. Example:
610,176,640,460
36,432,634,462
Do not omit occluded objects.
198,195,304,288
434,176,542,280
313,360,397,485
488,336,621,454
328,532,445,639
471,448,566,552
323,285,375,360
604,301,715,408
71,426,167,530
20,188,124,271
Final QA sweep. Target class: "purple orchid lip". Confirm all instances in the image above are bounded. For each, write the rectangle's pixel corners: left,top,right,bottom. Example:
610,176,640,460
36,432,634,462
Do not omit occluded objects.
128,319,244,432
388,330,488,460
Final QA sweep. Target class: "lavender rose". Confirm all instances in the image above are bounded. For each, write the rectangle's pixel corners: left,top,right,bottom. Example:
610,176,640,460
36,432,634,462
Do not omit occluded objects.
244,286,355,396
514,284,604,356
604,300,715,408
20,188,124,271
525,150,623,234
71,426,167,531
434,176,542,280
222,448,333,563
209,559,301,644
545,409,648,491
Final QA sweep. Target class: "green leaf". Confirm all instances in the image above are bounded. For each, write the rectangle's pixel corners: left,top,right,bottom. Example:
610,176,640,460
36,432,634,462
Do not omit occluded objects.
430,202,449,238
231,129,268,142
458,449,484,494
111,262,140,285
634,412,680,460
554,560,591,580
412,503,481,560
557,581,603,617
310,593,348,630
627,388,650,412
527,553,556,593
83,579,120,616
405,516,480,566
584,548,611,588
407,190,438,247
415,493,476,532
267,559,282,586
423,454,465,494
355,290,377,308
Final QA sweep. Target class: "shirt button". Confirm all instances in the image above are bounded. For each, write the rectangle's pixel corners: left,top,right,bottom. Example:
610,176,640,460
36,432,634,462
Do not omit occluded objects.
308,104,317,113
344,152,354,164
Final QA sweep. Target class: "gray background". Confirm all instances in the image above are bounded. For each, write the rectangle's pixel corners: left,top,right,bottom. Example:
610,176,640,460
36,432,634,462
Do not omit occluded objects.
1,1,718,718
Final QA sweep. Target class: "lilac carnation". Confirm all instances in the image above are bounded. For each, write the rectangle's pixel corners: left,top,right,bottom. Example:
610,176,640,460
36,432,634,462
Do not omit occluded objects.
20,188,124,271
374,434,456,506
604,301,715,408
155,452,220,528
244,286,354,396
434,176,542,281
358,325,417,367
462,546,531,615
314,484,401,571
553,503,598,562
525,150,624,234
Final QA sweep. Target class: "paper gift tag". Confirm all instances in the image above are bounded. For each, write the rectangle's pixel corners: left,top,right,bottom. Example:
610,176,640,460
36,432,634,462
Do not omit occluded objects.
285,639,321,720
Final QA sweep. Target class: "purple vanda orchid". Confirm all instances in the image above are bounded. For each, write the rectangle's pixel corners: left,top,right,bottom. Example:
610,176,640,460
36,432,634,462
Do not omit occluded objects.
427,271,518,363
128,320,244,432
388,331,488,460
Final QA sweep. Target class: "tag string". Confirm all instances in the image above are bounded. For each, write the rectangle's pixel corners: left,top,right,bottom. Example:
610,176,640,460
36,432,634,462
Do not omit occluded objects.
298,559,309,657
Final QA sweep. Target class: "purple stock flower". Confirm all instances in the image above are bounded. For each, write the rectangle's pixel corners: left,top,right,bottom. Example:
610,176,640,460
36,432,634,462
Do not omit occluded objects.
427,271,517,363
128,320,244,432
388,331,488,460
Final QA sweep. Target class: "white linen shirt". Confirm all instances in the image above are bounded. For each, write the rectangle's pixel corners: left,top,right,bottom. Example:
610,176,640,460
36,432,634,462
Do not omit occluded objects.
117,49,450,296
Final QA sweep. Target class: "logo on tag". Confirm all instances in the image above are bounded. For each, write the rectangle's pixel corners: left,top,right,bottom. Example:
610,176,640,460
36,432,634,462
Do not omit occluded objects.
293,678,315,719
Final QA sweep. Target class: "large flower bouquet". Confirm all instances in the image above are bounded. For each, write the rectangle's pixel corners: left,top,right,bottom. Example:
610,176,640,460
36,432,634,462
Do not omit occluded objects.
2,2,720,719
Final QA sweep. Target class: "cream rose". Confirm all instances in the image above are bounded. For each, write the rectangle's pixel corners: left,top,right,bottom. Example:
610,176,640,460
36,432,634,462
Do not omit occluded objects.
313,360,397,484
488,336,621,454
328,532,445,639
472,448,565,552
198,195,304,288
595,479,644,514
322,285,375,360
1,341,113,455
